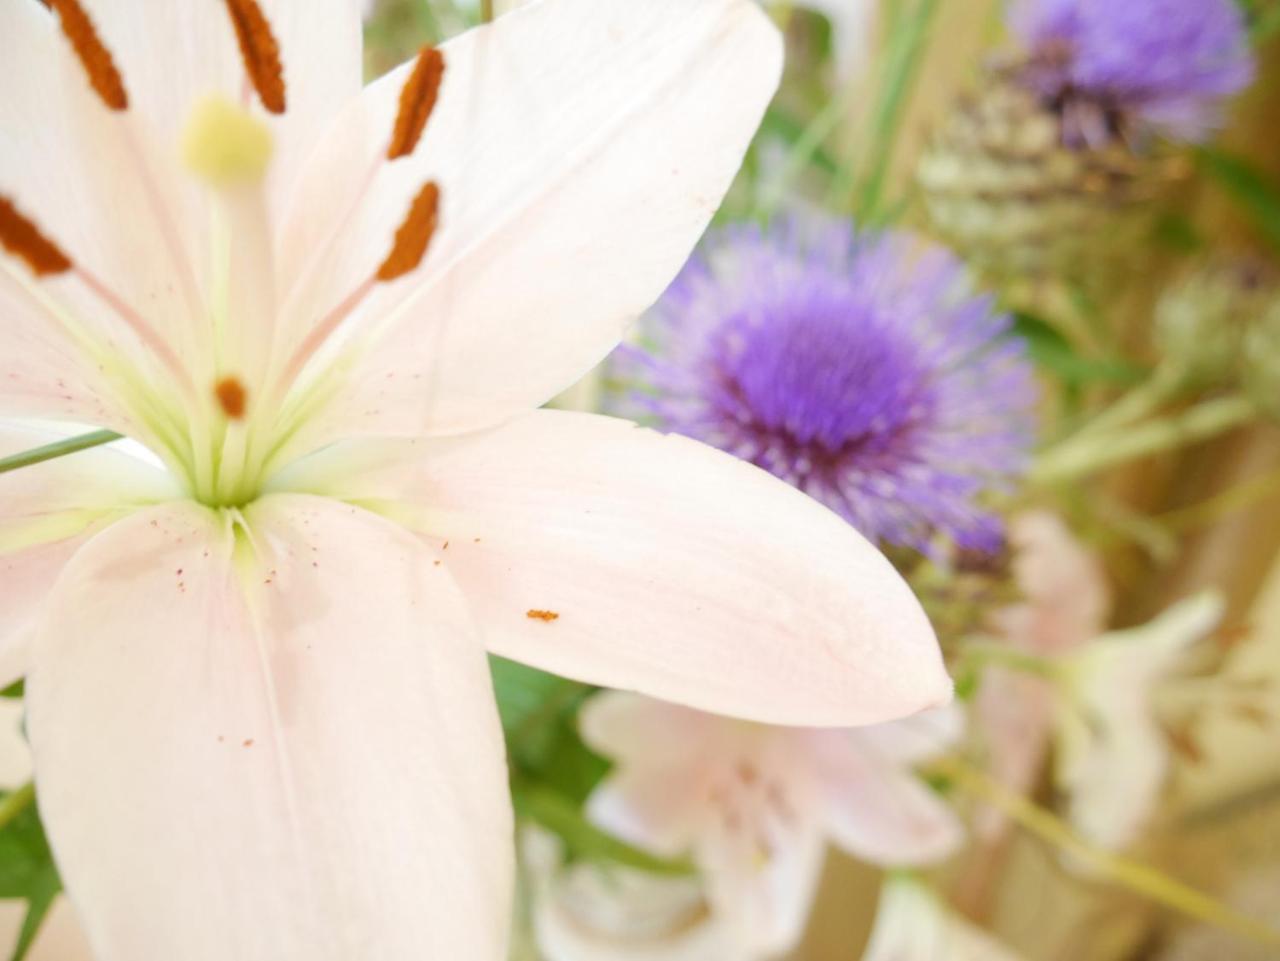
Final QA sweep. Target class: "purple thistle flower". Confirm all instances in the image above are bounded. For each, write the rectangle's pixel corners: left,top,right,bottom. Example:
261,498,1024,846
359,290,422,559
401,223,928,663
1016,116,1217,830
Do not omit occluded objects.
1009,0,1254,145
609,217,1037,555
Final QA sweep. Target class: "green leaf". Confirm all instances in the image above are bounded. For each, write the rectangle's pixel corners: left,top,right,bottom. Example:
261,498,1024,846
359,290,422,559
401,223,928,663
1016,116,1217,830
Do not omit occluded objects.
0,682,22,701
511,782,694,877
489,657,570,737
0,789,61,961
1196,147,1280,253
1011,314,1147,386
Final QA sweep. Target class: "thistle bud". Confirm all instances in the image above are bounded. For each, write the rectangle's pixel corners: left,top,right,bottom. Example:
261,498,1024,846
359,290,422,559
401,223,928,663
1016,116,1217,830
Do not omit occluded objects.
1156,258,1279,388
920,0,1253,282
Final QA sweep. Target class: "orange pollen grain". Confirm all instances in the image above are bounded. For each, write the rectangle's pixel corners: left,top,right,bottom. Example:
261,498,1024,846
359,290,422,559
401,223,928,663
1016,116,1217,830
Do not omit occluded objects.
48,0,128,111
526,609,560,623
387,47,445,161
223,0,287,114
0,196,73,276
376,182,440,282
214,377,248,419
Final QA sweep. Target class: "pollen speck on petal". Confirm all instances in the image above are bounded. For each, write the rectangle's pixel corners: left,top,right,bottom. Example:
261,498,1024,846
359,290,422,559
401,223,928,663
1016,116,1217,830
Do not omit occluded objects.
526,609,560,623
388,47,445,161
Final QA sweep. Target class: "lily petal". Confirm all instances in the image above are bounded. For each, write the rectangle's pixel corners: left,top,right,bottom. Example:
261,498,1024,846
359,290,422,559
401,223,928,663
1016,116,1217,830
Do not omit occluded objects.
277,410,950,726
0,425,175,685
26,496,512,961
277,0,781,449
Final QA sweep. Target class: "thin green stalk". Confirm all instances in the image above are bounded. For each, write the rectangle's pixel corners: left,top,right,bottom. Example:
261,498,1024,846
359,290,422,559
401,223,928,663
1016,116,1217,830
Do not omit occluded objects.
1032,396,1256,485
0,783,34,832
959,642,1062,679
480,0,493,22
938,758,1280,949
758,83,866,219
850,0,940,221
0,430,122,477
1072,361,1188,441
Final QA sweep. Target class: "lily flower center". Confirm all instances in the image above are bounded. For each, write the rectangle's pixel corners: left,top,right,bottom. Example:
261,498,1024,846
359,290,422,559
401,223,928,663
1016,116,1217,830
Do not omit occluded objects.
0,0,446,509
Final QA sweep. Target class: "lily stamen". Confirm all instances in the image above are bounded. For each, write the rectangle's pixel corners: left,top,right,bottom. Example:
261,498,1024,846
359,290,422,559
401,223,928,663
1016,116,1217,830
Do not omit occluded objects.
0,196,73,276
47,0,128,111
222,0,287,114
0,195,190,392
388,47,446,161
278,181,440,389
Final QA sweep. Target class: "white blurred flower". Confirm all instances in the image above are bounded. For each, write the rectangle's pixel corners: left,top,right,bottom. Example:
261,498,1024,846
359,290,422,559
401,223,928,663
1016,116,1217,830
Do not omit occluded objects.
524,830,752,961
861,875,1025,961
1054,592,1225,850
977,512,1110,836
581,693,964,957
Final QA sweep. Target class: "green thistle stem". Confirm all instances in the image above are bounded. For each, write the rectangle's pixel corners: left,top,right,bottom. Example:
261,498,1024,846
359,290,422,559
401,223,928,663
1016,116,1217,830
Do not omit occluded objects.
1032,396,1256,485
0,430,122,477
937,757,1280,949
1073,361,1188,440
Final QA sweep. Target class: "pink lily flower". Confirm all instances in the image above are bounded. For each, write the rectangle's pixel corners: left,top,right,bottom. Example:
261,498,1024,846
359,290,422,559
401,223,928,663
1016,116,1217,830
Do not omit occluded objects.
0,0,948,957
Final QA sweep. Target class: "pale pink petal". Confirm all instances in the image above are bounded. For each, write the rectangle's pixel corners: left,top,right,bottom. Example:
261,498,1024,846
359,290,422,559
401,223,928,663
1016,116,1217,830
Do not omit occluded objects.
26,496,512,961
579,691,717,765
974,668,1055,839
0,261,134,430
699,819,826,955
0,425,175,684
274,411,951,727
851,702,965,765
276,0,781,449
992,512,1110,656
808,726,964,867
0,3,194,424
586,771,707,861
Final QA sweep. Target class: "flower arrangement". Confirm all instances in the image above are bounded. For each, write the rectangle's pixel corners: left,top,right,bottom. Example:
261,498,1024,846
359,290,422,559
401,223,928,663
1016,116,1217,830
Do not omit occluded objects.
1,0,1279,960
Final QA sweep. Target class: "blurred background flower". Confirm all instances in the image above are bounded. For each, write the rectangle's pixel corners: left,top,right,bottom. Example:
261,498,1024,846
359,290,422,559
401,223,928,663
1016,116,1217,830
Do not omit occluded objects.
609,217,1036,555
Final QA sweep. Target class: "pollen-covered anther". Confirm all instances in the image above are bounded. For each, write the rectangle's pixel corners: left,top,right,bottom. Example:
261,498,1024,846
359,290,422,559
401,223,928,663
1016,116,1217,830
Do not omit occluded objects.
376,182,441,282
0,196,73,277
223,0,287,114
214,376,248,420
387,47,446,160
48,0,128,111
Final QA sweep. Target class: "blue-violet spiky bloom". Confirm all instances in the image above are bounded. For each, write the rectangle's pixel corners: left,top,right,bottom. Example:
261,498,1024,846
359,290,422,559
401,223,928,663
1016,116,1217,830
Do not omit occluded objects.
1009,0,1254,145
609,218,1037,555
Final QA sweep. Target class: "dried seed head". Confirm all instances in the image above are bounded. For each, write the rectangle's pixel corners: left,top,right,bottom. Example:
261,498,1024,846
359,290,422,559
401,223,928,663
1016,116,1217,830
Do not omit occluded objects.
48,0,128,111
376,182,440,282
388,47,445,161
223,0,286,114
0,196,73,276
